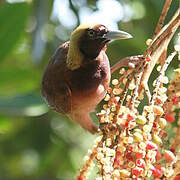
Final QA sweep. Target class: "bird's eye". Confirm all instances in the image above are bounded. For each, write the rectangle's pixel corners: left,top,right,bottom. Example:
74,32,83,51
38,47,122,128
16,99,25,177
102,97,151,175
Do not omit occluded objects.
88,30,95,37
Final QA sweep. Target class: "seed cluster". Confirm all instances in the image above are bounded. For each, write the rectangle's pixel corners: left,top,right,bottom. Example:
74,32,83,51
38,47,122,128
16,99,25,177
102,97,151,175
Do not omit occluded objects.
164,66,180,179
78,46,180,180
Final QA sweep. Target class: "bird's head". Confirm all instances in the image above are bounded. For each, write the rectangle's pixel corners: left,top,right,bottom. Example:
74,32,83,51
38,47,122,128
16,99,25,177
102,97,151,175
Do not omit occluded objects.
67,24,132,70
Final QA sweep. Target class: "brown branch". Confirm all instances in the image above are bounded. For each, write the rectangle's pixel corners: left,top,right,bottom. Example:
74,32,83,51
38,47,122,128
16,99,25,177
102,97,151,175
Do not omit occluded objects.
153,0,173,66
139,8,180,96
145,9,180,56
171,127,180,150
78,143,99,177
129,71,143,110
118,73,133,107
153,0,172,39
111,3,179,102
128,57,147,109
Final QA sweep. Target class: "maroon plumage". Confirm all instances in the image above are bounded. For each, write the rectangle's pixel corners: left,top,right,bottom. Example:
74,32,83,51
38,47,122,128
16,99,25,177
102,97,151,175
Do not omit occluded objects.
41,24,132,133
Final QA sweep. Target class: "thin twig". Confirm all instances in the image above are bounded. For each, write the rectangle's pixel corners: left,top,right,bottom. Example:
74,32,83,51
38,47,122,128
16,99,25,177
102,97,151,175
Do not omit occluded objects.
145,10,180,56
130,71,143,110
129,57,148,109
153,0,172,39
150,51,177,106
171,127,180,150
79,143,99,177
139,9,180,99
118,74,133,107
69,0,80,25
118,69,134,83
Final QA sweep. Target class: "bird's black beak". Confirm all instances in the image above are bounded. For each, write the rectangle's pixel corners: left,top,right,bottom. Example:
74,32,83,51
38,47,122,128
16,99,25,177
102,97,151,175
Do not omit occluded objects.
104,30,133,41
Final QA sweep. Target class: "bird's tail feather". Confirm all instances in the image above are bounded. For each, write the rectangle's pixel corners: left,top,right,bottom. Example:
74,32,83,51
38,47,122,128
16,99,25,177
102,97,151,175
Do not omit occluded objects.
70,112,98,134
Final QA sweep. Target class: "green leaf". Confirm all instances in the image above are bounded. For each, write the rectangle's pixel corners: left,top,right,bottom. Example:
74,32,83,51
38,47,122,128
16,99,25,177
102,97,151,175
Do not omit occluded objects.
0,94,48,117
0,2,29,60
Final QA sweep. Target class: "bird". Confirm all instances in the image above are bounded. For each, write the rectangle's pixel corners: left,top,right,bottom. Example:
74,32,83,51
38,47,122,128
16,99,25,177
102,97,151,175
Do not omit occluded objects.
41,23,133,134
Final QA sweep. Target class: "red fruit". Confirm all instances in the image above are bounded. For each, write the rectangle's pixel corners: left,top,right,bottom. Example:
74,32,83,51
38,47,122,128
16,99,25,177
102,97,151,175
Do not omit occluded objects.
145,56,151,62
127,114,134,121
126,152,133,161
153,122,157,128
114,151,121,166
170,147,175,153
132,167,143,177
172,96,179,105
136,159,145,168
156,97,163,104
128,145,134,152
77,176,83,180
164,150,176,163
174,174,180,180
164,113,175,123
125,114,134,127
152,165,163,178
118,114,123,118
125,121,129,127
114,157,121,166
116,151,121,156
146,141,158,151
135,152,143,159
155,150,162,161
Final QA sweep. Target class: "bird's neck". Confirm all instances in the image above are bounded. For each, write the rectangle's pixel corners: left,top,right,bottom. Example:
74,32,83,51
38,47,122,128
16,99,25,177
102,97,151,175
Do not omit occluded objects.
67,35,107,70
67,44,107,70
67,28,85,70
67,40,83,70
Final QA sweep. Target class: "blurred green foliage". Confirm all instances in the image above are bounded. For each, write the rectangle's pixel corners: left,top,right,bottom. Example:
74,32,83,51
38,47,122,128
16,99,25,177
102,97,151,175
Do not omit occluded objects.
0,2,29,60
0,0,179,179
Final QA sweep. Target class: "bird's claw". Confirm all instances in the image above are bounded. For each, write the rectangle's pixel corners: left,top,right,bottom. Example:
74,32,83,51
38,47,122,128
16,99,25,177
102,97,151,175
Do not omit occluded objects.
127,55,144,69
111,55,144,74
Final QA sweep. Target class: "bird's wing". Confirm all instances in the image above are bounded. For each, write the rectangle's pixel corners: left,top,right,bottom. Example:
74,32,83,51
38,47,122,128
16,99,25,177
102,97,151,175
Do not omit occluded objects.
53,81,72,114
41,41,72,114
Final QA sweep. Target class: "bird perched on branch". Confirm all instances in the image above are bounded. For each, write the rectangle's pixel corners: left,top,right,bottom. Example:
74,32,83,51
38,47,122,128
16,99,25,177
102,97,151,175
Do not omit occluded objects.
41,24,133,134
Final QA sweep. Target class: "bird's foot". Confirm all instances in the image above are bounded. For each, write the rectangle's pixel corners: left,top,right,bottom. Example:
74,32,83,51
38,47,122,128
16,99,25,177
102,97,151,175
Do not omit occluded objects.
127,55,145,69
111,55,144,74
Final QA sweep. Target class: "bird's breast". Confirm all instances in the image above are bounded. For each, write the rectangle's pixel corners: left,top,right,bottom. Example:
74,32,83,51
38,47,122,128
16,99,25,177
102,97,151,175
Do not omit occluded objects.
69,51,110,111
70,51,110,91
